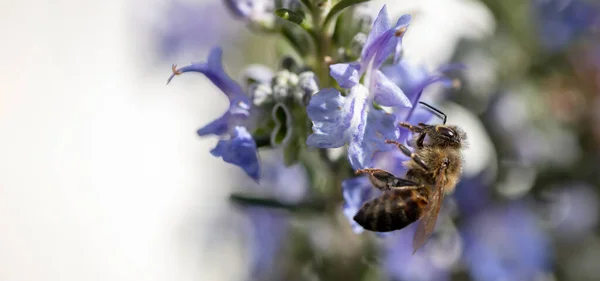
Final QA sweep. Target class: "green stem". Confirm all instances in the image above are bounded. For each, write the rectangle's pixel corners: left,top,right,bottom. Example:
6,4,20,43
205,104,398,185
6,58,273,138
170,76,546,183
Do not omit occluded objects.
310,4,333,88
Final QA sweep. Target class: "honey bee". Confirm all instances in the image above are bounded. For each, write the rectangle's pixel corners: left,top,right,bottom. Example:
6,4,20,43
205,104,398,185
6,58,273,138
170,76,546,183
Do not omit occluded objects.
353,102,467,253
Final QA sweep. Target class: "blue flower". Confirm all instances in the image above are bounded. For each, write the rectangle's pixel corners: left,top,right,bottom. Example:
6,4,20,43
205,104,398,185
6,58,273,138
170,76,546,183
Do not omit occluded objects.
168,47,260,181
532,0,600,51
306,85,399,169
461,202,553,281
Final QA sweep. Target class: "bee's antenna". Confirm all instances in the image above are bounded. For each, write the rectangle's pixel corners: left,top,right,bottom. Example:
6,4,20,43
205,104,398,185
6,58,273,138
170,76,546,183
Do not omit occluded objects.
418,101,447,124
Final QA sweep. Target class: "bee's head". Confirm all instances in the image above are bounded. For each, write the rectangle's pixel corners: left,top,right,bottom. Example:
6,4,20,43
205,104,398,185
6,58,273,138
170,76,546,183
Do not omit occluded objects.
417,102,467,148
434,125,466,148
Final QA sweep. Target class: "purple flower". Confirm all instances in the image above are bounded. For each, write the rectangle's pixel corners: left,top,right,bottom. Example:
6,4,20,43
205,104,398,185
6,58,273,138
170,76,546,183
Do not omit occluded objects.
532,0,600,51
306,85,399,169
542,181,599,240
329,5,412,108
461,202,553,281
168,47,260,181
306,6,416,169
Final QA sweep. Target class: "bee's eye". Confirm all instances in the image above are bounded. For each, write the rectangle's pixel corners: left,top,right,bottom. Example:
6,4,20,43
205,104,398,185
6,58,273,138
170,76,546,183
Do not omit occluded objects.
437,127,456,139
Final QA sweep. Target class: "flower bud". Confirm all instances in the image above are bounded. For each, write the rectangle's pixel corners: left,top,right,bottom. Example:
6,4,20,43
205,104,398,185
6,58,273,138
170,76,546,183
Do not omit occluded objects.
249,83,273,106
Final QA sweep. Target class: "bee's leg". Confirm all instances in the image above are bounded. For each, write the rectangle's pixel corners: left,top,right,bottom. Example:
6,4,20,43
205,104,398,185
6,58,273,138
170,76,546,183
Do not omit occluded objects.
384,140,429,170
399,122,424,133
400,122,429,148
415,132,427,148
355,168,414,191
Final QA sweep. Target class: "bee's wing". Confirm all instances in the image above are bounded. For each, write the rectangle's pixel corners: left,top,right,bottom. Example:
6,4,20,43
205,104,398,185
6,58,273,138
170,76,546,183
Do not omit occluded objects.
412,168,446,254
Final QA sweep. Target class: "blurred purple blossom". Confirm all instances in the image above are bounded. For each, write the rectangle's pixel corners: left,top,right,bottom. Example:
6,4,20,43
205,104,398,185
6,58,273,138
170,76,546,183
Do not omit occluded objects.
452,170,493,215
532,0,600,51
461,202,553,281
542,182,599,240
245,207,288,280
224,0,275,25
243,150,309,280
382,61,461,122
384,220,463,281
157,0,238,59
168,47,260,181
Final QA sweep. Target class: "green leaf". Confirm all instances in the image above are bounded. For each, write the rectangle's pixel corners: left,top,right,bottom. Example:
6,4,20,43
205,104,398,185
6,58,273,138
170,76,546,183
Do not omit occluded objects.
283,136,301,166
229,193,327,212
275,8,306,25
323,0,370,28
277,17,314,57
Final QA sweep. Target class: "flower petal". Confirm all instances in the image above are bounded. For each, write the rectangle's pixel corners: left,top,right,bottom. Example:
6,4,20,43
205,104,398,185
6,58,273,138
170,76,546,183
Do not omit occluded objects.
362,5,391,63
359,108,400,167
168,47,252,136
362,11,411,70
210,126,260,182
307,85,386,170
197,112,231,136
393,14,412,62
372,70,412,107
382,61,458,110
306,88,347,148
329,62,361,88
345,85,370,169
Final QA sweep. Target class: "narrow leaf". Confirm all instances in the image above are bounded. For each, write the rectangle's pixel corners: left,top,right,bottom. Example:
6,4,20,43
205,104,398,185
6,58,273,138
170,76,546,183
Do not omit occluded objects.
324,0,370,28
275,8,306,25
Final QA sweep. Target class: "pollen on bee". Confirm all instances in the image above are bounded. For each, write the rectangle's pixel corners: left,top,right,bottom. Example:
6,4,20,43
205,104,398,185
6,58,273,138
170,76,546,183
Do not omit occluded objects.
394,27,408,37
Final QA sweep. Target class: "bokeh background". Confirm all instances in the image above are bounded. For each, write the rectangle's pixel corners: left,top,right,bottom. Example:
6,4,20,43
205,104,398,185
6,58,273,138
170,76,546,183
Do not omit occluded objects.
1,0,599,280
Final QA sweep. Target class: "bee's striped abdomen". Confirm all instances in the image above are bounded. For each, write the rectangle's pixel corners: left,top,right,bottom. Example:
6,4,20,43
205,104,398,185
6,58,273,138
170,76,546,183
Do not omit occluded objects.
353,188,428,232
